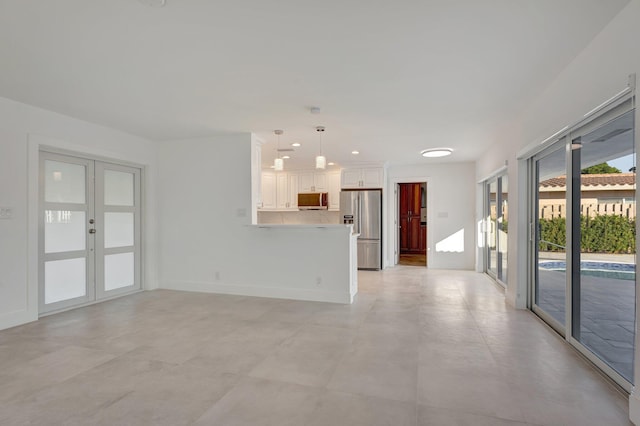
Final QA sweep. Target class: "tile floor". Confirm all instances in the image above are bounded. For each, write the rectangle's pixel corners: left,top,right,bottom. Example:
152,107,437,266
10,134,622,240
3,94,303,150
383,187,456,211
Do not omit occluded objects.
0,268,632,425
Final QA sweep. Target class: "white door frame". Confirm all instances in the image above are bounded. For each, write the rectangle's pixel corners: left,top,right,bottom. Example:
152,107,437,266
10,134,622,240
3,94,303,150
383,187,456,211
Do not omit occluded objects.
388,176,432,267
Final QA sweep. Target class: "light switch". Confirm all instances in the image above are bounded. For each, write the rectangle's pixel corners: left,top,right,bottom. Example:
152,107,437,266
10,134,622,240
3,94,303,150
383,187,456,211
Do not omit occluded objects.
0,207,13,219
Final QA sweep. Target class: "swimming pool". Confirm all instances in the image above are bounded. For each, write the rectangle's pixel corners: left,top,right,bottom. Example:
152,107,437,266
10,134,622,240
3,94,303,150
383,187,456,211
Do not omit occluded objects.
539,260,636,280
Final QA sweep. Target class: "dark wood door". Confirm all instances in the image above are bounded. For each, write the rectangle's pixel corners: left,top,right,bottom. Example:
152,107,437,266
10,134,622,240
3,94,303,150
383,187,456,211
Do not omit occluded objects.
399,183,424,254
419,224,427,252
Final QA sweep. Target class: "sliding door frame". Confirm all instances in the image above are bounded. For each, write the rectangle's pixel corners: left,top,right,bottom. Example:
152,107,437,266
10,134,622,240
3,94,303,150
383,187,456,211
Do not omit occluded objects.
525,90,637,392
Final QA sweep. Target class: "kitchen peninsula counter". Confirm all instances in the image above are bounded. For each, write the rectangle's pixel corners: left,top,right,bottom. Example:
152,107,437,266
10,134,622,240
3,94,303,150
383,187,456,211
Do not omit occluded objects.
240,223,358,303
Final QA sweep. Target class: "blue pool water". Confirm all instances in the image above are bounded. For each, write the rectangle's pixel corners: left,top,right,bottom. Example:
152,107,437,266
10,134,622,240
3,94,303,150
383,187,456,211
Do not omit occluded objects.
539,261,636,280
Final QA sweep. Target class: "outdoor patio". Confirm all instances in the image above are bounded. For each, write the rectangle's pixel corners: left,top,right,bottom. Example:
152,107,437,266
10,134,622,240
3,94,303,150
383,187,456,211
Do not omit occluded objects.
537,261,635,381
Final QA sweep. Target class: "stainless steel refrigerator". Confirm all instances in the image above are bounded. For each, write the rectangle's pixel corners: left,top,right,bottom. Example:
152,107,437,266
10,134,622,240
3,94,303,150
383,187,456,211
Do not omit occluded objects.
340,190,382,270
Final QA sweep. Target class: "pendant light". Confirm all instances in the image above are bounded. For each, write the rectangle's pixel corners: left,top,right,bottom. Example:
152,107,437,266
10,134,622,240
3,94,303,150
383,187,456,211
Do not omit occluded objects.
315,126,326,169
274,130,284,171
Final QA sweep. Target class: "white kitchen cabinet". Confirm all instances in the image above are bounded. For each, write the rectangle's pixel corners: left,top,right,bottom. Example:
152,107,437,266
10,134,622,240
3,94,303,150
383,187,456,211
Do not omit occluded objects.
341,167,384,189
261,172,276,209
261,169,340,210
260,171,298,210
327,171,341,210
299,171,327,193
276,173,288,209
288,172,299,208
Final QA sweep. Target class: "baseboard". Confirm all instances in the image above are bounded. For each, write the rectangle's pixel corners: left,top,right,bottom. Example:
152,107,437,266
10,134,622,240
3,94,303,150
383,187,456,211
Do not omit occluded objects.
629,391,640,425
161,280,352,304
0,309,38,331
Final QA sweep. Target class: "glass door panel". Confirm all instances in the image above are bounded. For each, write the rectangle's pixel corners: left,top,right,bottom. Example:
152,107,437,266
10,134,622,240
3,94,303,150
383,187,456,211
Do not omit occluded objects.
44,258,87,304
498,176,508,283
40,155,94,313
95,162,141,299
534,145,567,330
572,109,636,383
487,180,498,277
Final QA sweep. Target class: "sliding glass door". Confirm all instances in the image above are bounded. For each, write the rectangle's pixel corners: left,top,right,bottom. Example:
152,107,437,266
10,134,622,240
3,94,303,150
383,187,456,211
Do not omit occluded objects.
485,174,508,284
533,144,568,331
571,109,636,383
530,99,636,389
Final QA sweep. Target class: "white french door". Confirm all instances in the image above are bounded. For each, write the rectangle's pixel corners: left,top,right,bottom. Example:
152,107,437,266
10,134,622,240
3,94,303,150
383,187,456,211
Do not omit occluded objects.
39,152,142,314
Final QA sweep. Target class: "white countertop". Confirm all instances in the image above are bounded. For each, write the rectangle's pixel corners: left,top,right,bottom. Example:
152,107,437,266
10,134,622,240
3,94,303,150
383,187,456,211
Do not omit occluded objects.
249,224,353,230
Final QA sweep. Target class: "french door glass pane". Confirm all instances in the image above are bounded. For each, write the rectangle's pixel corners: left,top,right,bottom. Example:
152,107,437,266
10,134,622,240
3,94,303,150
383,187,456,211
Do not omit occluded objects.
574,110,636,383
488,180,498,275
44,160,86,204
104,212,134,248
44,210,86,253
536,147,567,327
105,252,134,291
499,176,508,283
44,258,86,304
104,170,134,206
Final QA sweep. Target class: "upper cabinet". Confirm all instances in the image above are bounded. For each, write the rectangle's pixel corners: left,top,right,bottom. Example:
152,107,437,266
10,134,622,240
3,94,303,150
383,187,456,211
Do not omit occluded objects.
260,169,341,211
326,171,341,211
276,173,289,209
341,167,384,189
298,171,327,193
261,171,277,209
288,172,299,209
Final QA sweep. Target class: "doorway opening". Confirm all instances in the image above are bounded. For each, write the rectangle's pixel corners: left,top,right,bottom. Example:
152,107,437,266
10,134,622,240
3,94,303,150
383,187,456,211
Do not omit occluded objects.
397,182,427,266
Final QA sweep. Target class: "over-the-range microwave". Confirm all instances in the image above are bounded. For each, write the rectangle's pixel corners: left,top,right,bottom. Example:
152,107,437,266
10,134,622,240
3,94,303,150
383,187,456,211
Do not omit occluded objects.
297,192,328,210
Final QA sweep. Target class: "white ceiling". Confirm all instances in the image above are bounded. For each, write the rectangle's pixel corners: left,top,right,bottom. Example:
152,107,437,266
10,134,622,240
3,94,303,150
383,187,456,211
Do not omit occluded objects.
0,0,630,169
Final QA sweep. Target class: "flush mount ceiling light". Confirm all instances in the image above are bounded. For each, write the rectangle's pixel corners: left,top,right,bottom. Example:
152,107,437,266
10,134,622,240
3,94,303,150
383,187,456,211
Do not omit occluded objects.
421,148,453,158
282,155,291,159
328,162,335,166
351,150,359,155
315,126,326,169
291,142,301,147
274,130,284,171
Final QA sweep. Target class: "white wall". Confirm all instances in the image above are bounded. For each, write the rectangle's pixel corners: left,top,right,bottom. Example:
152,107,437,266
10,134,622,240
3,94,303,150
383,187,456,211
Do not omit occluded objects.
0,96,158,331
157,136,354,304
387,162,476,270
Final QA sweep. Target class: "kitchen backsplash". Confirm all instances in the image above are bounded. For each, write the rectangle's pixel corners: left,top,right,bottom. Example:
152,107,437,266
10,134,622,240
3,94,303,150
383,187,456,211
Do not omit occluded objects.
258,210,341,224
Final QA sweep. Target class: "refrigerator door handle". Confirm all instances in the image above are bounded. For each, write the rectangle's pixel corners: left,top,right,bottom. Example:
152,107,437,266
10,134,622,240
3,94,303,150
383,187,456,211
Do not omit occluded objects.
358,194,362,235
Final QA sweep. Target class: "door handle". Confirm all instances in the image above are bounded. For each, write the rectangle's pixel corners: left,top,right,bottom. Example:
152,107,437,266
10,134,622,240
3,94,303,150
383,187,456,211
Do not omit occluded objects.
89,229,96,234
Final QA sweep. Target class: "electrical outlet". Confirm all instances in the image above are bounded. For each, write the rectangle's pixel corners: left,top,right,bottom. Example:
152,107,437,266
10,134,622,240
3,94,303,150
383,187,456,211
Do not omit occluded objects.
315,276,322,286
215,271,220,281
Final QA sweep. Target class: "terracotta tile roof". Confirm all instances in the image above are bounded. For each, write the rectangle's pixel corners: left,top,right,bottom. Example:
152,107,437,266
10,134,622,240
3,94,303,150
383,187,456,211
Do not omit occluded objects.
540,173,635,188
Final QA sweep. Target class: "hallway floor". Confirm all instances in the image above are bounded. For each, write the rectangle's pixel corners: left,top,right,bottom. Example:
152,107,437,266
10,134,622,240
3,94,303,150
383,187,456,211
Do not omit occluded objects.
399,253,427,267
0,268,631,425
